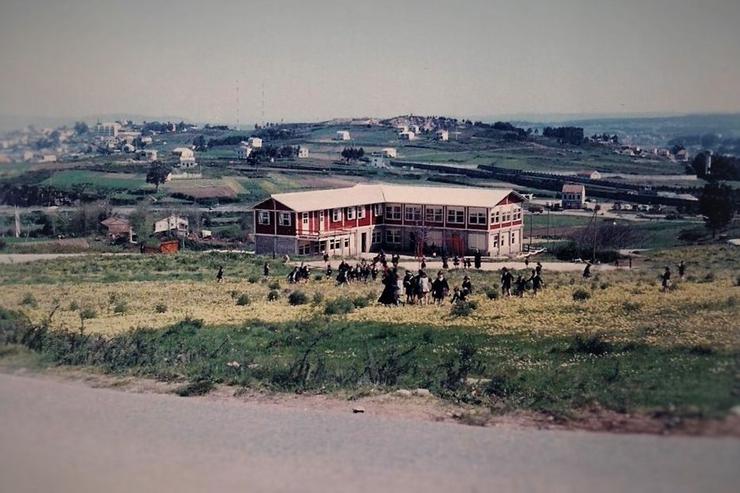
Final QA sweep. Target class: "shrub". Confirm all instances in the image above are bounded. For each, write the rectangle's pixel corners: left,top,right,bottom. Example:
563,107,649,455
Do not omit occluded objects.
288,290,308,306
312,292,324,304
20,293,37,308
572,288,591,302
113,301,128,314
352,296,369,308
247,275,259,284
313,274,324,281
175,379,214,397
324,297,355,315
68,301,80,311
267,289,280,301
600,282,610,290
622,301,641,313
484,287,499,300
268,280,281,290
568,334,612,355
155,303,168,313
451,300,478,317
236,293,251,306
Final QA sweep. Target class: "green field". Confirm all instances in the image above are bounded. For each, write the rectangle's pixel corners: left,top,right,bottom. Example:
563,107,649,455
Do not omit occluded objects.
42,170,148,191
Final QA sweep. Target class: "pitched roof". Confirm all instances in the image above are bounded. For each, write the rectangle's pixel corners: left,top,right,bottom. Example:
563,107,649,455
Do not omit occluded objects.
562,183,585,193
101,217,130,227
267,183,523,212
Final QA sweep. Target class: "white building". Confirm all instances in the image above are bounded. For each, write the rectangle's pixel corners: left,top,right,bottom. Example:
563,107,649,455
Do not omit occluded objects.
236,143,252,160
381,147,397,158
436,130,449,141
138,149,158,162
298,146,309,158
369,155,390,168
247,137,263,148
172,147,197,168
40,154,57,162
92,122,121,138
336,130,351,141
399,131,416,141
153,215,189,236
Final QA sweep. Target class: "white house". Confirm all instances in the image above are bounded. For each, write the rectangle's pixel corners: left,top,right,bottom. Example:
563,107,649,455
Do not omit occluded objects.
40,154,57,162
576,170,602,180
369,155,390,168
138,149,158,161
336,130,351,141
247,137,263,148
436,130,449,141
154,215,189,236
236,143,252,160
298,146,309,158
172,147,197,168
561,183,586,209
92,122,121,138
381,147,397,158
399,131,416,141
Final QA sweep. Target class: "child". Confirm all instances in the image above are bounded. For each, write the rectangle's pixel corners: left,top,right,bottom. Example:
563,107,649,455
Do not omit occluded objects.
450,286,467,304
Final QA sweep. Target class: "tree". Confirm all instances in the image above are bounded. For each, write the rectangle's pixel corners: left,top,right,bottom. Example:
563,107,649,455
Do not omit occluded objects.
698,182,735,238
74,121,89,135
146,162,172,192
192,135,207,151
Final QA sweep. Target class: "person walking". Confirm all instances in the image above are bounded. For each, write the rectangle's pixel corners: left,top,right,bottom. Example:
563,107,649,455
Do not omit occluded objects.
216,266,224,283
403,271,415,304
431,271,449,305
535,262,542,277
661,266,672,292
450,286,467,304
452,255,460,269
529,270,543,296
263,262,270,277
462,275,473,296
442,254,449,270
474,249,482,270
678,260,686,280
583,261,592,279
514,274,526,297
419,270,431,305
501,267,513,297
524,255,530,267
378,269,400,306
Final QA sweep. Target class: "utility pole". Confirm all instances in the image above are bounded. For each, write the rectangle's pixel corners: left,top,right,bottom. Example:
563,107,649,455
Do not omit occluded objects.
590,201,599,263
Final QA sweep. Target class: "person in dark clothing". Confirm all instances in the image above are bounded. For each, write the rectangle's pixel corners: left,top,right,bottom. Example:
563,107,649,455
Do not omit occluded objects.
403,271,414,304
535,262,542,276
420,257,427,270
461,275,472,296
371,265,379,281
431,271,449,305
140,243,145,254
678,260,686,280
288,267,299,283
216,266,224,283
661,266,672,292
453,255,460,269
514,274,526,297
474,249,482,270
501,267,513,297
323,251,329,263
326,263,333,276
583,262,592,279
378,269,399,306
442,255,449,270
336,268,349,286
450,286,467,304
263,262,270,277
529,270,543,296
524,256,530,267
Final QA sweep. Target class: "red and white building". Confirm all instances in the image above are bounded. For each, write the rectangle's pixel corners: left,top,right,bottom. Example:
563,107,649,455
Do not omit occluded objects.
252,184,526,257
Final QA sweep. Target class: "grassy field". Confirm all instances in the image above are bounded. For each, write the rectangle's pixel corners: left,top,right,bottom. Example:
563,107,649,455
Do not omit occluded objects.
41,170,149,191
0,245,738,422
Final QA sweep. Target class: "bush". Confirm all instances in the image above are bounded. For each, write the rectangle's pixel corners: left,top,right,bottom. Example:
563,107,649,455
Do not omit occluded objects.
568,334,612,355
68,301,80,311
451,300,478,317
267,289,280,301
324,297,355,315
352,296,370,308
572,288,591,302
247,275,259,284
155,303,168,313
313,274,324,281
288,290,308,306
268,280,281,290
236,293,251,306
622,301,641,313
175,379,215,397
20,293,38,308
484,287,499,300
312,292,324,304
113,301,128,314
80,307,97,320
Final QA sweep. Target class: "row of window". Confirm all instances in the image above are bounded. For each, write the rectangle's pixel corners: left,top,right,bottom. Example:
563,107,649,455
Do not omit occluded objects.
258,206,522,227
491,231,517,248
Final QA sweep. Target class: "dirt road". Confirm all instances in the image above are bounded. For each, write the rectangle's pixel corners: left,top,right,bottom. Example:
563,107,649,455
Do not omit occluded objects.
0,374,737,493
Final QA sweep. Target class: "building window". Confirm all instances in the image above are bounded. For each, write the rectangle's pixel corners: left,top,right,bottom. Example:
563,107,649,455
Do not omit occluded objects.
513,208,521,221
346,207,356,220
447,207,465,224
358,207,366,219
425,207,443,223
332,208,342,222
385,205,401,220
279,212,292,227
372,230,382,244
511,231,516,244
502,211,511,222
490,211,500,224
344,238,350,248
301,212,309,226
492,234,499,248
374,204,383,216
298,243,312,255
258,211,270,225
319,210,325,224
385,229,401,244
404,206,422,222
468,211,487,225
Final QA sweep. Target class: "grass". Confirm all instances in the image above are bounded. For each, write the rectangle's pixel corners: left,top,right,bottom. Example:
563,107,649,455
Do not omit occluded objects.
41,170,148,191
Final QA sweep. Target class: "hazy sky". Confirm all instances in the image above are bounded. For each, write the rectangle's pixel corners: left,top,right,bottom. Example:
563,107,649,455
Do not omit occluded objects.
1,0,739,123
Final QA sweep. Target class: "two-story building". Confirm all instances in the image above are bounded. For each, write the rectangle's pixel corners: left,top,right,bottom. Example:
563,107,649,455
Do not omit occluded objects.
561,183,586,209
252,184,526,257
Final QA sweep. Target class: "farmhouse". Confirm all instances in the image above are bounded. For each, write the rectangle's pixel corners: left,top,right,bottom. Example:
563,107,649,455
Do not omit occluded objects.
298,146,309,158
100,217,133,242
336,130,351,141
247,137,263,148
561,183,586,209
369,155,390,168
137,149,158,161
399,130,416,141
576,170,601,180
236,142,252,160
381,147,397,158
153,214,189,236
436,130,449,141
252,183,526,257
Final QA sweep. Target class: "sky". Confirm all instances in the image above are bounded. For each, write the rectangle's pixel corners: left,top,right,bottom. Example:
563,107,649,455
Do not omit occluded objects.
0,0,739,124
